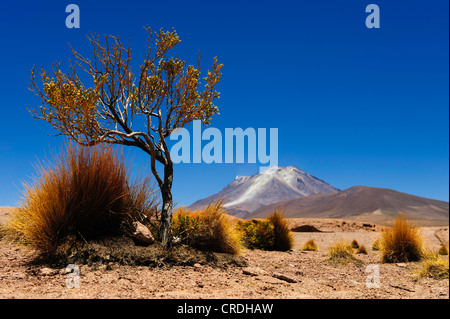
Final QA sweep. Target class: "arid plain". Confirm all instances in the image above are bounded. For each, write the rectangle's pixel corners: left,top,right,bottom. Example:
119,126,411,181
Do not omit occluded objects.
1,207,448,299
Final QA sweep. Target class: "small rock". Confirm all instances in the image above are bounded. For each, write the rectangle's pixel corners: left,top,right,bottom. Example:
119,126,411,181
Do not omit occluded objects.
243,269,258,276
39,268,58,276
431,287,448,296
193,263,203,271
328,276,336,281
272,272,299,283
133,222,154,245
242,267,265,276
99,264,112,272
255,275,285,285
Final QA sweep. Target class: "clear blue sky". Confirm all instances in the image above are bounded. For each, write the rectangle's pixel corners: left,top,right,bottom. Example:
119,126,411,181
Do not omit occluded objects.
0,0,448,207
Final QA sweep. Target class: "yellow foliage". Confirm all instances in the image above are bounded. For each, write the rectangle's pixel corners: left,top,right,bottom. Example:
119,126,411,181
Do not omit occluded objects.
267,210,294,251
378,214,425,263
325,241,362,265
172,199,242,255
3,143,157,256
302,239,318,251
415,251,449,280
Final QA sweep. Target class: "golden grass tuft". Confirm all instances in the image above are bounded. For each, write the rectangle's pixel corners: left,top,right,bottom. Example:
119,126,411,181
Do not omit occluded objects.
414,251,449,280
237,210,293,251
372,239,381,251
356,245,368,255
438,244,449,256
378,214,425,263
3,143,157,256
267,209,294,251
302,239,318,251
172,199,242,255
351,240,360,249
325,241,362,265
236,219,274,250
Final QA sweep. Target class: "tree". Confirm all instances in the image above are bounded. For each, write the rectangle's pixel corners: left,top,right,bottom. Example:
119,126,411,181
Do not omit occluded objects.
28,26,222,246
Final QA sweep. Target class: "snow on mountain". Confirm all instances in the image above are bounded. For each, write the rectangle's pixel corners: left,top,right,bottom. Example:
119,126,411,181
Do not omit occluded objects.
188,166,340,217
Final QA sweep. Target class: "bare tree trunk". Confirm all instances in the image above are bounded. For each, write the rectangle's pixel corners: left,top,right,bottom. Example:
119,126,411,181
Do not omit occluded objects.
158,163,173,247
159,191,173,247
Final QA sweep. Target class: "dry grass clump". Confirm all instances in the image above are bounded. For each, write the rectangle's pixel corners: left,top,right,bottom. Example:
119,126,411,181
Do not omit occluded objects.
356,245,368,255
302,239,318,251
414,252,449,280
172,199,242,255
378,214,425,263
237,219,274,250
267,210,294,251
3,143,157,256
237,209,294,251
351,240,360,249
325,241,362,265
438,244,449,256
372,239,381,251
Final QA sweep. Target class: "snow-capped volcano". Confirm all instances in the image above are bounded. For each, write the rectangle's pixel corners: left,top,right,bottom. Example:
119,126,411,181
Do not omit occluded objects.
189,166,340,217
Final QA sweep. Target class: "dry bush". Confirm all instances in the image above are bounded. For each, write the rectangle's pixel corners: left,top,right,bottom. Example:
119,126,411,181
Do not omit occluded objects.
237,210,293,251
267,210,294,251
351,240,360,249
302,239,318,251
171,208,204,247
3,143,157,256
122,175,159,238
378,214,425,263
414,252,449,280
237,219,275,250
356,245,368,255
438,244,449,256
172,199,242,255
325,241,362,265
372,239,381,251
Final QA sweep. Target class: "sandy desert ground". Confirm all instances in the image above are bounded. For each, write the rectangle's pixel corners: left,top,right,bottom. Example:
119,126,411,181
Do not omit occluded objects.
0,209,448,299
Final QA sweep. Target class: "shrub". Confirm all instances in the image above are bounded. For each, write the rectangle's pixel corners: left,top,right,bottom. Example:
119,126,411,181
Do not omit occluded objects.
325,241,362,265
3,143,157,256
415,252,449,280
378,214,425,263
237,210,294,251
351,240,360,249
171,199,242,255
171,210,203,247
236,219,275,250
438,244,449,256
302,239,318,251
356,245,368,255
267,210,294,251
372,239,381,251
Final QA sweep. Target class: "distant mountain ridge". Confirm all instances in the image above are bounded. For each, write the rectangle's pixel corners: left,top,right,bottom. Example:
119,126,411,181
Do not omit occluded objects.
248,185,449,226
189,166,340,217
